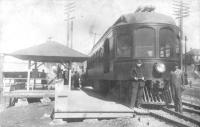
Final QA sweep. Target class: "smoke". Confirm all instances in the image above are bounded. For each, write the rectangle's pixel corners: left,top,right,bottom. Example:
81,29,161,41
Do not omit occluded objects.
79,14,102,37
88,19,98,36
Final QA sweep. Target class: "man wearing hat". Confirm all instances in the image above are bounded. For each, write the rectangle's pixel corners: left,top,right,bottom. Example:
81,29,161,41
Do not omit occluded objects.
130,60,145,108
170,64,185,113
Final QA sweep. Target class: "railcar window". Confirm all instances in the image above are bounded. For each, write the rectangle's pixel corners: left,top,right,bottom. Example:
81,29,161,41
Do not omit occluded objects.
100,48,104,57
134,28,155,57
159,28,174,58
117,35,131,57
99,47,104,62
175,35,180,57
96,50,99,62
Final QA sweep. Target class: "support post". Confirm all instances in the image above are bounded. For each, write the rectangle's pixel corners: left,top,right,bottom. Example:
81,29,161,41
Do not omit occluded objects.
68,61,72,91
27,60,31,91
33,61,37,90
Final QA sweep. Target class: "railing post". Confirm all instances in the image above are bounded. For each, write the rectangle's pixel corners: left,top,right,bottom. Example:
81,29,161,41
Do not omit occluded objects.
27,60,31,91
68,61,72,91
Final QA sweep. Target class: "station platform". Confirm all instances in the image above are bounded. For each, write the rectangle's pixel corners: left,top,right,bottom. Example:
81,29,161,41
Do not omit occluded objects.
54,85,135,119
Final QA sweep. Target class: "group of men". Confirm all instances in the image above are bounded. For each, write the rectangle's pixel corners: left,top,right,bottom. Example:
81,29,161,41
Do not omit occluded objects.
40,65,81,89
130,60,185,113
57,65,81,89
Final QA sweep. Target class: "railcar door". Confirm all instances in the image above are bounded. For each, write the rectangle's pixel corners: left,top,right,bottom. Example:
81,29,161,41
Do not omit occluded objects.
103,39,110,73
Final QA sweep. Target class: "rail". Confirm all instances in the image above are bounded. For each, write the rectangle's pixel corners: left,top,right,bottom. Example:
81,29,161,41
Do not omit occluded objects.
182,101,200,110
138,101,200,126
162,107,200,126
149,111,190,127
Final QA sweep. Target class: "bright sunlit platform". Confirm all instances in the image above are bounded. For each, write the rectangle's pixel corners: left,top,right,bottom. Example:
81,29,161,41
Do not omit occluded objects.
3,89,54,98
54,83,134,119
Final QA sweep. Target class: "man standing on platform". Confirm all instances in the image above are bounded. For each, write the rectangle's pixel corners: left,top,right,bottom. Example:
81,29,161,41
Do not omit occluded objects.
73,71,80,89
130,60,145,108
170,64,185,113
63,69,69,85
41,69,47,89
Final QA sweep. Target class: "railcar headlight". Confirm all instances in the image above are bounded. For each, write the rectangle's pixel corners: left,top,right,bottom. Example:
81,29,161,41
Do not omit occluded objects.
155,63,166,73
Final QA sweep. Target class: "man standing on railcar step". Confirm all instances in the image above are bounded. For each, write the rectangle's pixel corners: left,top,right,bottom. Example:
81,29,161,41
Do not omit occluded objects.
170,64,185,113
130,60,145,108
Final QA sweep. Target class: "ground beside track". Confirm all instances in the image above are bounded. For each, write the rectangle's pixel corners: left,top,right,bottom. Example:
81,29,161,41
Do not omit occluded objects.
0,78,200,127
182,84,200,105
0,101,175,127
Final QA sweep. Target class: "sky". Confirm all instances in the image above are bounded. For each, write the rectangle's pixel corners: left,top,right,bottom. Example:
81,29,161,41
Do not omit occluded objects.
0,0,199,55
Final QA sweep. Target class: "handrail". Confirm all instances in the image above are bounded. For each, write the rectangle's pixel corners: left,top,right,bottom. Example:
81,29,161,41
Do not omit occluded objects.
3,78,47,80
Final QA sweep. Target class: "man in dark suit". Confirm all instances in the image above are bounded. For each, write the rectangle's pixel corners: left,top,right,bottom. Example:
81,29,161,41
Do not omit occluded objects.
170,64,185,113
73,71,80,89
41,69,47,89
130,60,145,108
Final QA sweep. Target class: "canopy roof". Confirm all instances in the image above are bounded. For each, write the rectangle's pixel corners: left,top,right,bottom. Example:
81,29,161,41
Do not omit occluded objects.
7,41,88,62
187,49,200,56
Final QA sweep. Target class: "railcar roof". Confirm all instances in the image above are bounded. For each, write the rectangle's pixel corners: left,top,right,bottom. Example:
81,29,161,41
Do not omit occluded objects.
114,12,176,26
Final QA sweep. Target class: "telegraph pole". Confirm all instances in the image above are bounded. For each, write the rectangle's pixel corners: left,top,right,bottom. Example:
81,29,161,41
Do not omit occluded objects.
93,33,97,46
70,20,73,48
91,32,100,46
64,0,75,48
0,22,3,90
185,36,187,73
0,54,3,91
173,0,190,71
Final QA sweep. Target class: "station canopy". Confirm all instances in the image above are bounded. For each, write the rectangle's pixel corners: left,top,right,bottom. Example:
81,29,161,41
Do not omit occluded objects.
187,49,200,56
7,41,88,63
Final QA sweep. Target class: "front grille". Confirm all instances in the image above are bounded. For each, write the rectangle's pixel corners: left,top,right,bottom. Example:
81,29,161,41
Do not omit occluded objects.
142,85,173,105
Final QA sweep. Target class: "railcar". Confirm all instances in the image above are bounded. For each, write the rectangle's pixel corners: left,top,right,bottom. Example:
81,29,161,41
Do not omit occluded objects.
86,9,181,104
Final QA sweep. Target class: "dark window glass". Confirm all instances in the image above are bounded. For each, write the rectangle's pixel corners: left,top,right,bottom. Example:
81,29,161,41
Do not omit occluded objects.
104,39,110,73
117,35,131,57
100,48,104,57
159,28,174,58
134,28,155,57
175,35,180,58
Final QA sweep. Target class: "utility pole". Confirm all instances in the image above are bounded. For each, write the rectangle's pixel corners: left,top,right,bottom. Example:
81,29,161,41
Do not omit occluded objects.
93,33,97,46
0,22,3,91
0,54,4,91
70,20,73,48
91,32,100,46
64,0,75,48
185,36,187,73
173,0,190,71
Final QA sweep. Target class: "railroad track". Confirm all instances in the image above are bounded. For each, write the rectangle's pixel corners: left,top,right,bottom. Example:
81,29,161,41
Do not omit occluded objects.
149,103,200,127
182,101,200,110
149,108,199,127
149,110,191,127
139,102,200,127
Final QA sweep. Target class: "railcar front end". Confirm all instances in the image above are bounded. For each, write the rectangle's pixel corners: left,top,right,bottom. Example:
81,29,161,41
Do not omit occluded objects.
87,11,181,105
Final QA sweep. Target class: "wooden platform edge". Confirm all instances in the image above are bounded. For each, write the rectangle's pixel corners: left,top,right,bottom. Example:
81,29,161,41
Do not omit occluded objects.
3,91,55,98
54,112,135,119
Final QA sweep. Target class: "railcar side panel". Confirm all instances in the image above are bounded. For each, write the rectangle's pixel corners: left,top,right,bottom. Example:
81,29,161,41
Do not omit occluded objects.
113,59,178,81
87,30,115,80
